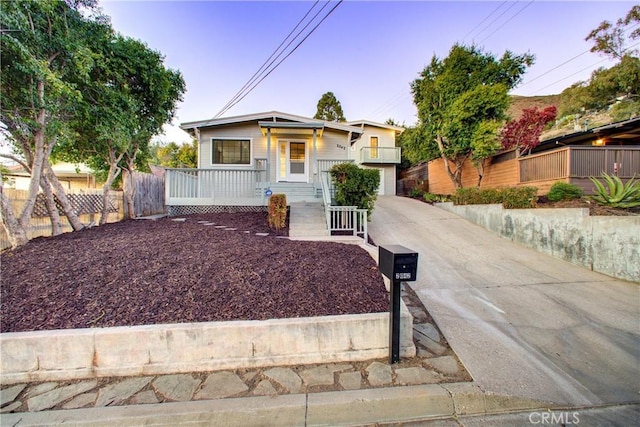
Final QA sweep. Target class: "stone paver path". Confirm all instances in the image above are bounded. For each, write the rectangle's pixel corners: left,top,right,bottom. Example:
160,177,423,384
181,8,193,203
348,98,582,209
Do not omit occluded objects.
1,284,470,415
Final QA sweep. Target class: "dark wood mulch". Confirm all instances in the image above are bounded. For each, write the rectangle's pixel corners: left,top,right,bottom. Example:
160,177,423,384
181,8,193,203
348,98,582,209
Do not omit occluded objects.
0,212,388,333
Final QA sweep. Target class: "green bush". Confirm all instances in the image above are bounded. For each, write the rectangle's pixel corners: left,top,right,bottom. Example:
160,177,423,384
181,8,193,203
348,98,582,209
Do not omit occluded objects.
423,193,449,203
547,181,584,201
452,187,482,205
329,163,380,216
453,186,538,209
409,187,424,198
589,173,640,208
502,186,538,209
268,194,287,230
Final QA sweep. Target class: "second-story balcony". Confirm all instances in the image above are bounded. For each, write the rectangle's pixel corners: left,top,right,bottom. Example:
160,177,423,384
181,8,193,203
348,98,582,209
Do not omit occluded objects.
360,146,401,164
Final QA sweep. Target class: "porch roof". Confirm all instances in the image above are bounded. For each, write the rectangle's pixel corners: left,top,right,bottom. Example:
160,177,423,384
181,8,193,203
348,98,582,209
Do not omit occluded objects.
258,120,325,136
180,111,364,138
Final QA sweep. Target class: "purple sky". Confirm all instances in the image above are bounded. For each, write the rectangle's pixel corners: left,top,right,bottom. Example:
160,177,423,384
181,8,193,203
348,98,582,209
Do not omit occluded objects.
100,0,635,143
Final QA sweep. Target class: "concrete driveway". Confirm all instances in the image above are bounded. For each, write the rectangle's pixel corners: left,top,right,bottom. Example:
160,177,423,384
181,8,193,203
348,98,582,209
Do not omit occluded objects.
369,196,639,406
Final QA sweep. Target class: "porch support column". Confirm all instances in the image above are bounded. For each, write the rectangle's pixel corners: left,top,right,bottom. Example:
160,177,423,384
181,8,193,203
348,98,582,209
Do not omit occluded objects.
266,127,271,184
313,128,318,183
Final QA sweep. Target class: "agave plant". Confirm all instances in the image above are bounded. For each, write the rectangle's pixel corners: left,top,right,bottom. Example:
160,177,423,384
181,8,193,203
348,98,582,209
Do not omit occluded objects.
589,173,640,208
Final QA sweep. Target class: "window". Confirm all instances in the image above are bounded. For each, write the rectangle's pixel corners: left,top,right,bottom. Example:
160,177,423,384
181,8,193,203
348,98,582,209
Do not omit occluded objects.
370,136,379,159
212,139,250,165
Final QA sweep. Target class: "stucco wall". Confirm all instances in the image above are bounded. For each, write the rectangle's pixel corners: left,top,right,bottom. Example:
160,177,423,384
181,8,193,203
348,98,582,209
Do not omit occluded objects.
436,202,640,283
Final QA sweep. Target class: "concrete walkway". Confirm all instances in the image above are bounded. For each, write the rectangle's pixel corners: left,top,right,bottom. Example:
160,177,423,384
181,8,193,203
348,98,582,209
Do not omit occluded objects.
369,196,640,407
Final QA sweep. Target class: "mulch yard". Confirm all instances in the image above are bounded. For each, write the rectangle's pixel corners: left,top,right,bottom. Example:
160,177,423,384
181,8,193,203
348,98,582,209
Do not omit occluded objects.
0,212,389,333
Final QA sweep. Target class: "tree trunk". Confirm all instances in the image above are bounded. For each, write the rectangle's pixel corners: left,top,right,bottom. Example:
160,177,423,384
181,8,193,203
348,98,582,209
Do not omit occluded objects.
40,174,63,236
0,181,29,247
18,83,47,230
43,159,85,231
435,135,464,189
475,159,486,188
100,148,124,225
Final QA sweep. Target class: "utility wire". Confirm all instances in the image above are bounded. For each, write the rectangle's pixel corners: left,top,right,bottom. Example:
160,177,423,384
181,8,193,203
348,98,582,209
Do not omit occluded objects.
213,1,322,119
519,24,639,93
461,0,507,42
470,0,519,43
478,0,535,45
214,1,342,119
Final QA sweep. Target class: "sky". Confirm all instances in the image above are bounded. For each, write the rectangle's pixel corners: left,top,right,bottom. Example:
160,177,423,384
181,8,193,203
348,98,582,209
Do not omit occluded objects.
99,0,637,144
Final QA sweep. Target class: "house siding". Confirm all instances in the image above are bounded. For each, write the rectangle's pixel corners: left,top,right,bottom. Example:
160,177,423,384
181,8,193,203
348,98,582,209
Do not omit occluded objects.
196,122,351,182
352,126,399,196
428,150,519,195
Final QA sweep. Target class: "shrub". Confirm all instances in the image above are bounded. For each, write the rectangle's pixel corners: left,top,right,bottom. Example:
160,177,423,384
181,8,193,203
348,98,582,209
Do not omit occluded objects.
329,163,380,216
409,187,424,198
268,194,287,230
547,181,584,201
423,193,449,203
502,186,538,209
589,173,640,208
453,186,538,208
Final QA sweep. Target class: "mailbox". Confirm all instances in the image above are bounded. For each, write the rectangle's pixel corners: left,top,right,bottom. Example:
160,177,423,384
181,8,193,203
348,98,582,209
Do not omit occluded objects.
379,245,418,282
379,244,419,364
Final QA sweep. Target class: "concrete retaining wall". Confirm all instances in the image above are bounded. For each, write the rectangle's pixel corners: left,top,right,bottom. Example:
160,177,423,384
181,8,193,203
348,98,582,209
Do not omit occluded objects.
436,203,640,283
0,309,415,385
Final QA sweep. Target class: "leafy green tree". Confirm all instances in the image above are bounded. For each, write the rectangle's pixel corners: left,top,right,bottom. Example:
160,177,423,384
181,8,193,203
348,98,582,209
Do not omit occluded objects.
409,44,534,189
314,91,346,122
153,140,198,168
61,32,185,223
586,5,639,60
0,0,101,246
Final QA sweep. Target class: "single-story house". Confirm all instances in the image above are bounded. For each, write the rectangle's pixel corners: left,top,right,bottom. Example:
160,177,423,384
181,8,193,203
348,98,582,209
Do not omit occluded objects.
4,161,98,191
427,117,640,195
168,111,403,211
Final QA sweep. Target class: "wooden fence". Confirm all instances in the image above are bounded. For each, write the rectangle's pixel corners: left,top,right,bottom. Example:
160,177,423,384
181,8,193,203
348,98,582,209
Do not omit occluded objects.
124,171,166,217
1,189,124,250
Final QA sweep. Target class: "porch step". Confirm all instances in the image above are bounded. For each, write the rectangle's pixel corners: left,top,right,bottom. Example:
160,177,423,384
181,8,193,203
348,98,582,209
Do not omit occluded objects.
289,202,328,238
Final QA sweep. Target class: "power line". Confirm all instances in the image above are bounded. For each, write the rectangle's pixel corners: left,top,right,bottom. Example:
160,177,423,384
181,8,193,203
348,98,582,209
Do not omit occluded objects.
214,1,343,119
213,1,322,119
528,58,610,94
519,24,640,93
470,0,519,43
461,1,508,42
478,0,535,45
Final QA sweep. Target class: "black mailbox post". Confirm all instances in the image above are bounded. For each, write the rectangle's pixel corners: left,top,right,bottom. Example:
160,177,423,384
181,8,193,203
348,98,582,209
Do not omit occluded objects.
379,245,418,364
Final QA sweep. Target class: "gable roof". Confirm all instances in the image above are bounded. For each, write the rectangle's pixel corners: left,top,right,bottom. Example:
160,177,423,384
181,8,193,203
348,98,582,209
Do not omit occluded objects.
180,111,363,135
346,120,404,133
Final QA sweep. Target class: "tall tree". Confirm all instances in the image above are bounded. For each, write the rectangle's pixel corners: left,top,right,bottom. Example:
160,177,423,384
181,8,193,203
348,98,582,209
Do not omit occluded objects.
314,91,346,122
501,106,557,155
586,5,639,60
60,32,185,223
409,44,534,189
0,0,101,246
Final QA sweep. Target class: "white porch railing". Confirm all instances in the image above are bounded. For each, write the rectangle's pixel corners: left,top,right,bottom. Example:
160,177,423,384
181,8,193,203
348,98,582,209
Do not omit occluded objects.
317,159,354,173
320,171,368,242
166,162,267,205
360,147,401,164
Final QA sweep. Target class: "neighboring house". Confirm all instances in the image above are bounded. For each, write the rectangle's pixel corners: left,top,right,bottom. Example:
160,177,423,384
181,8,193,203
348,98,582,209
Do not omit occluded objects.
427,117,640,195
169,111,402,211
4,161,98,191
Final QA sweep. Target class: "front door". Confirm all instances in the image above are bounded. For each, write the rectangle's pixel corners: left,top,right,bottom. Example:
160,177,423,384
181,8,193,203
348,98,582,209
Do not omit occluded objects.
277,141,307,182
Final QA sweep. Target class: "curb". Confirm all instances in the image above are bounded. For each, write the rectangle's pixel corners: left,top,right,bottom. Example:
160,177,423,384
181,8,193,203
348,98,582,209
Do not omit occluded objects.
0,382,556,426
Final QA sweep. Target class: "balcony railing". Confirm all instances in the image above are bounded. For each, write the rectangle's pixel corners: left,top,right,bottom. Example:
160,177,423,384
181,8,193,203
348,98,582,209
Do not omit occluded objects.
360,147,401,164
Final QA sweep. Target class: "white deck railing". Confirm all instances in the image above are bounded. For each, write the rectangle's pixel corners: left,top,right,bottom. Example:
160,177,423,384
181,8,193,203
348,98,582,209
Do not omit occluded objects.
166,164,267,205
320,171,368,241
